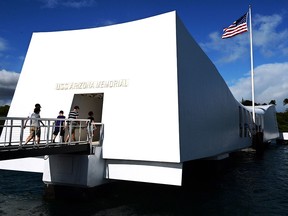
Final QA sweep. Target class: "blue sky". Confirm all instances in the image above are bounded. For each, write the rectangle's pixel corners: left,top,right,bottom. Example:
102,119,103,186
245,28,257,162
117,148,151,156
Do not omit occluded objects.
1,0,288,111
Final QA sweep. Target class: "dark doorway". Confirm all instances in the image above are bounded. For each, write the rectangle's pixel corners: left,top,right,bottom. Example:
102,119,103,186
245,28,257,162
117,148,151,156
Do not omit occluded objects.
69,93,104,142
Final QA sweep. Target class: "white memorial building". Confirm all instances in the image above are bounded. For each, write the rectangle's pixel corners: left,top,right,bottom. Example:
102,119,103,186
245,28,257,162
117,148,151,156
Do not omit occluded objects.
0,11,279,187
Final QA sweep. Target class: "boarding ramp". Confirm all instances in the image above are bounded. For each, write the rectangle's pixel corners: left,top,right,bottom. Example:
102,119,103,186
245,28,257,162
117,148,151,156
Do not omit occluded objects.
0,117,104,161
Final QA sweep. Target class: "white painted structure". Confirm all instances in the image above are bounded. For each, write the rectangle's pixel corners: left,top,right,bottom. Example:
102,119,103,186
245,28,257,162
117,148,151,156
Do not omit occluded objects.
281,132,288,140
0,11,279,187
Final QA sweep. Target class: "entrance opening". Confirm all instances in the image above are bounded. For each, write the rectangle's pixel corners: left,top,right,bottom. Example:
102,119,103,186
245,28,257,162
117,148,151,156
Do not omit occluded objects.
69,93,104,142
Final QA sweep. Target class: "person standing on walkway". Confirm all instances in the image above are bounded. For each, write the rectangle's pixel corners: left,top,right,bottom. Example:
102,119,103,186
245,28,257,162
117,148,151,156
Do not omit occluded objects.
23,103,42,144
52,110,66,143
24,107,45,145
65,106,80,142
86,111,95,144
24,103,42,124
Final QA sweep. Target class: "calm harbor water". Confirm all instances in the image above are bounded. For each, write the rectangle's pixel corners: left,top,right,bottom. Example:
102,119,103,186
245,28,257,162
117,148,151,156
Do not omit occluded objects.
0,144,288,216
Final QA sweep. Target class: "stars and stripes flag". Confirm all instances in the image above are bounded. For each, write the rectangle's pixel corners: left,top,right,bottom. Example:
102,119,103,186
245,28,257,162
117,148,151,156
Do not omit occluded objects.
222,13,248,39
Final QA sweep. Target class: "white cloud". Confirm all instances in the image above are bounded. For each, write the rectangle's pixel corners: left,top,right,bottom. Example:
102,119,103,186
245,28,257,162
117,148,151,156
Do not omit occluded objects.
200,30,249,65
200,12,288,113
40,0,96,8
229,62,288,112
0,37,8,52
253,14,288,57
62,0,96,8
0,70,20,106
200,13,288,64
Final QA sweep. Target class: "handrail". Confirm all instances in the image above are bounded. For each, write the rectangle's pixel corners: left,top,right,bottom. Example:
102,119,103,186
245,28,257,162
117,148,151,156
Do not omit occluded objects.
0,117,104,149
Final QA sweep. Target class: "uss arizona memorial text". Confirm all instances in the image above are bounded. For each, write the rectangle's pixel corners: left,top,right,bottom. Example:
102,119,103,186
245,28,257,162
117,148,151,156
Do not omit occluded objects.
56,79,129,90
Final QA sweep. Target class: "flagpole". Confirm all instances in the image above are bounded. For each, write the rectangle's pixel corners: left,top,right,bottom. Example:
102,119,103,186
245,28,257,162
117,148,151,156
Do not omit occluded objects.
249,5,255,123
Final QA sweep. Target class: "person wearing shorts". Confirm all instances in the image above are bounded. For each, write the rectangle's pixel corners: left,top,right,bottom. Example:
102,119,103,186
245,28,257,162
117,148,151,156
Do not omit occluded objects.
24,107,44,144
65,106,80,142
52,110,66,143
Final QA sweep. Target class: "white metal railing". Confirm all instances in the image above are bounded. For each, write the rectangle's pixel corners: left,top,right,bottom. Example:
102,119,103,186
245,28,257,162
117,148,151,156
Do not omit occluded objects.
0,117,104,148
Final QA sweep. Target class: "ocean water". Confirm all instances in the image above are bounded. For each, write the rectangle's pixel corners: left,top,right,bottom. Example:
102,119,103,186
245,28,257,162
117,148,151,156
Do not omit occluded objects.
1,144,288,216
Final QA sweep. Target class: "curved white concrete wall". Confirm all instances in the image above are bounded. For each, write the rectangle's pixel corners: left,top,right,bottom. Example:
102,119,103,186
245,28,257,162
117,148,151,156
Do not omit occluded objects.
176,16,251,161
249,105,279,142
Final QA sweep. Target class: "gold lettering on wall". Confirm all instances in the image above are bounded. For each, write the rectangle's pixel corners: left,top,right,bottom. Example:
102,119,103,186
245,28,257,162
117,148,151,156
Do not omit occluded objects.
56,79,129,90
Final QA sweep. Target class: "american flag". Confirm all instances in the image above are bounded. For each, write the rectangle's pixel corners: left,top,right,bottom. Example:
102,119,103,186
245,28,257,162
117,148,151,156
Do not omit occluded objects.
222,13,248,39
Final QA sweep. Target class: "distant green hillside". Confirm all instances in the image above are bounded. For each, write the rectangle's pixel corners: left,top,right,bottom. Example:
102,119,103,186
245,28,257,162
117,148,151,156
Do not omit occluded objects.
0,105,9,117
0,105,10,135
277,111,288,132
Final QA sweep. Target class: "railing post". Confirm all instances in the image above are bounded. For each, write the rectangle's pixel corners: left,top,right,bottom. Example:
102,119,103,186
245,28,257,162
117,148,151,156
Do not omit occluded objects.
78,120,82,142
19,119,24,147
8,119,13,146
99,124,104,146
68,122,72,145
46,120,50,146
58,123,61,143
3,120,8,147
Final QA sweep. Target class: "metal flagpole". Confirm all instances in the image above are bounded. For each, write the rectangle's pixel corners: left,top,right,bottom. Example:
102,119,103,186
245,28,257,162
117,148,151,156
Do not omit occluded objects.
249,5,256,123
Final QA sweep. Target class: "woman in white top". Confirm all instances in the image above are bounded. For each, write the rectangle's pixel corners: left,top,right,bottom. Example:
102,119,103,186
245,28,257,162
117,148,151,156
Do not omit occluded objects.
24,107,45,145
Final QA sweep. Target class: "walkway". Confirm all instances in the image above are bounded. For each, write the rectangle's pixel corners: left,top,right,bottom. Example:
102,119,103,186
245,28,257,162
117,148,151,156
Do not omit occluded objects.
0,117,104,161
